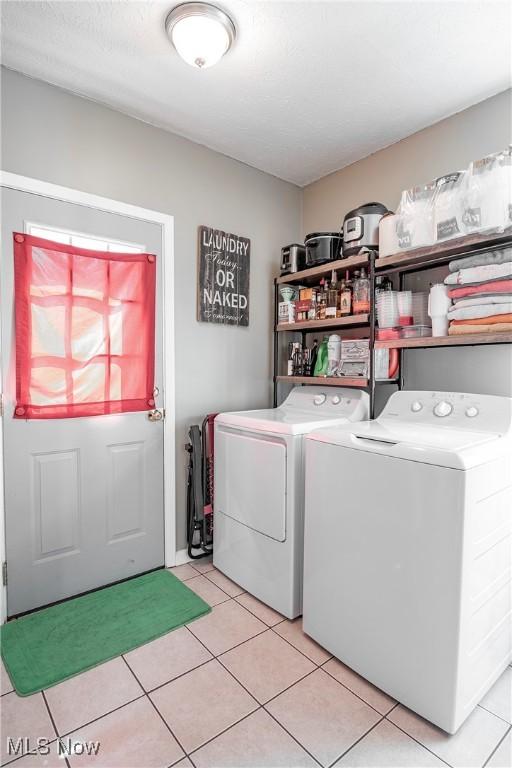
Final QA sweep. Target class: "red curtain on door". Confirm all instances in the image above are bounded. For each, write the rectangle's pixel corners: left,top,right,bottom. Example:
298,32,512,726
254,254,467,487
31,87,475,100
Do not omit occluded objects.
13,233,157,419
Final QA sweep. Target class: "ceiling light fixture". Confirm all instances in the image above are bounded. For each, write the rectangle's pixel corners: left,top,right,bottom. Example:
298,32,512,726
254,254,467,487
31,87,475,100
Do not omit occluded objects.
165,2,236,69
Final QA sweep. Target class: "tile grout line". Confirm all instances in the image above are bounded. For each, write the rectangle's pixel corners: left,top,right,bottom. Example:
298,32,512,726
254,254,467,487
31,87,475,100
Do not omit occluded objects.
194,567,242,597
120,655,189,760
477,702,512,727
183,573,233,605
183,624,261,709
41,691,71,768
54,691,148,740
319,660,398,719
262,705,324,768
186,616,270,658
326,713,387,768
147,694,190,760
232,594,288,629
483,723,511,768
142,657,214,696
268,623,331,667
186,707,262,762
383,715,454,768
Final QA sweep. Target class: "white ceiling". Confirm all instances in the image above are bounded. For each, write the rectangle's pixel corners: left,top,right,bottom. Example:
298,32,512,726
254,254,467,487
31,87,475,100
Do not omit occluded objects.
1,1,511,186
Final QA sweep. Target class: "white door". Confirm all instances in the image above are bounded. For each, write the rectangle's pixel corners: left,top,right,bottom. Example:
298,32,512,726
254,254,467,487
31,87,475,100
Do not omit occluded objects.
1,188,166,616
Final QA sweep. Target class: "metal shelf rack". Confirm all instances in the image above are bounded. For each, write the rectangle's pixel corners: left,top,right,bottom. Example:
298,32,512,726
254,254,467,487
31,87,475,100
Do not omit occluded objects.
273,229,512,417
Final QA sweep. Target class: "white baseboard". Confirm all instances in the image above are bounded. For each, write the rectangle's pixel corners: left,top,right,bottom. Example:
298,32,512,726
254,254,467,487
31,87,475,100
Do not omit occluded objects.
174,548,193,566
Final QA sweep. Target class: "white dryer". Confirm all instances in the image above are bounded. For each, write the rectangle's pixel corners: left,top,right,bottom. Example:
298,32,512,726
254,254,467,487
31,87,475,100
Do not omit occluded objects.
303,390,512,734
214,387,369,618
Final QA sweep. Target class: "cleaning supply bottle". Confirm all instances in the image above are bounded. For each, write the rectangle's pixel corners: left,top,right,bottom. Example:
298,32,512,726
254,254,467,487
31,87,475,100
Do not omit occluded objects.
313,337,329,377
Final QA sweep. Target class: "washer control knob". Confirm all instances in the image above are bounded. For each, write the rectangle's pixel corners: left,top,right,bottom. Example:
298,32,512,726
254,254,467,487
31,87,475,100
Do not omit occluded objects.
331,395,341,405
465,406,478,418
314,394,326,406
411,401,423,413
434,400,453,418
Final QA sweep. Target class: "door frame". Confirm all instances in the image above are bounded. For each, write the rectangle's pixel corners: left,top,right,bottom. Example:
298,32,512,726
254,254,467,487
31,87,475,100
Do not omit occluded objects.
0,171,176,623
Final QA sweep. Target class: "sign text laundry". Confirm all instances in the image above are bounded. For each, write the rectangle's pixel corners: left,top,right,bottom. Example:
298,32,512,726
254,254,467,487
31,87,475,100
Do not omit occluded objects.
198,226,250,326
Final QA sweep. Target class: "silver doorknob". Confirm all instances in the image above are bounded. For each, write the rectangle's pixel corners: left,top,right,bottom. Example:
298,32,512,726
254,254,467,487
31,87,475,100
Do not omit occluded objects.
148,409,164,422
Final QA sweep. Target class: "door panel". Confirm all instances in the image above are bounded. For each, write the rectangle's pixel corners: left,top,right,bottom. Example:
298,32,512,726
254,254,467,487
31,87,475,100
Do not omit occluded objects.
107,441,145,541
33,449,80,559
2,188,165,615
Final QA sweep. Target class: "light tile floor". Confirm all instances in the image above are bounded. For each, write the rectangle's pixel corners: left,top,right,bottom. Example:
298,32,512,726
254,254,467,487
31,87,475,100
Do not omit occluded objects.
1,560,511,768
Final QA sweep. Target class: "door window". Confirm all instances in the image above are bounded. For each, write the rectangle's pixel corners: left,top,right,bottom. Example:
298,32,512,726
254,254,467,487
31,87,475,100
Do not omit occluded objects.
13,231,157,419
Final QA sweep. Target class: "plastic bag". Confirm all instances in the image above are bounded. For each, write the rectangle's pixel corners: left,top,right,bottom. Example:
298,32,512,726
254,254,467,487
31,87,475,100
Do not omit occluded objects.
462,152,505,234
433,171,466,241
396,181,436,250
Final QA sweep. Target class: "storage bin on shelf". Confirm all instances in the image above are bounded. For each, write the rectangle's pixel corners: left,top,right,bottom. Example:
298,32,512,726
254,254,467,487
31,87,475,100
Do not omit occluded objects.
380,146,512,256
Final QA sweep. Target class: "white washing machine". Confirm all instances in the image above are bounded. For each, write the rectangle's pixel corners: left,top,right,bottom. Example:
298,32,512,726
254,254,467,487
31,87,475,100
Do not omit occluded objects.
303,390,512,734
214,386,369,618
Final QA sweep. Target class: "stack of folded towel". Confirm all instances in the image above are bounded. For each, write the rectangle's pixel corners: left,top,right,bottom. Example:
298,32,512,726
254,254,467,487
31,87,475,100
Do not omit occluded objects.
444,248,512,335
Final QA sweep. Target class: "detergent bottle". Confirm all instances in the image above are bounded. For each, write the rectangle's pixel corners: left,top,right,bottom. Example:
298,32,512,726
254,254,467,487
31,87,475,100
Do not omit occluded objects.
313,336,329,377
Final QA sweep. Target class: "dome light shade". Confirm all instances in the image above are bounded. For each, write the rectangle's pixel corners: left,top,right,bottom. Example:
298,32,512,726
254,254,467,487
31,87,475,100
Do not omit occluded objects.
165,3,236,69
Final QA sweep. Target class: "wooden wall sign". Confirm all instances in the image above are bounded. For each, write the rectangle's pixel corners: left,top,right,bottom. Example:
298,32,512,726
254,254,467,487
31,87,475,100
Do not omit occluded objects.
198,225,250,326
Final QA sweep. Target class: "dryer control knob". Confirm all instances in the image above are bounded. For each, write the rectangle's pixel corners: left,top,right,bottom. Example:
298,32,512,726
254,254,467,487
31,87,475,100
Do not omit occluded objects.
314,394,326,406
434,400,453,417
411,401,423,412
465,406,479,418
331,395,341,405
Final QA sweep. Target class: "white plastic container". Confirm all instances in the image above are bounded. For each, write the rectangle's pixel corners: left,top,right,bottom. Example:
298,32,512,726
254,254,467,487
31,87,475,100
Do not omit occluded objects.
429,284,452,337
411,292,431,326
378,214,400,257
397,291,412,317
377,291,399,328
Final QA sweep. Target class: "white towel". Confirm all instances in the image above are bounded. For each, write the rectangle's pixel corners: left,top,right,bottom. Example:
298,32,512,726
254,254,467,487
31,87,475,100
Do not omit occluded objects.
451,294,512,310
445,262,512,285
447,303,512,320
448,248,512,272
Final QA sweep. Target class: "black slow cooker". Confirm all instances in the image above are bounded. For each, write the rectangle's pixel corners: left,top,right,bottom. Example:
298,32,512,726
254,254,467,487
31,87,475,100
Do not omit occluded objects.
304,232,343,267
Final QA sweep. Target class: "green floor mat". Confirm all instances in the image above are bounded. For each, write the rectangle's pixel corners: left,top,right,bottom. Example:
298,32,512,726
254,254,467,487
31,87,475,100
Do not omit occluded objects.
0,569,211,695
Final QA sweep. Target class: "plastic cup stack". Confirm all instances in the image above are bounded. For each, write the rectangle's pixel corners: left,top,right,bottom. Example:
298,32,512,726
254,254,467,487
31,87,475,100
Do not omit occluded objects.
376,291,399,328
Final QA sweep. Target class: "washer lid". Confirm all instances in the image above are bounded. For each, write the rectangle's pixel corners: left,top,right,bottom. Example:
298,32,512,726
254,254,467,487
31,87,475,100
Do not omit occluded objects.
307,420,506,470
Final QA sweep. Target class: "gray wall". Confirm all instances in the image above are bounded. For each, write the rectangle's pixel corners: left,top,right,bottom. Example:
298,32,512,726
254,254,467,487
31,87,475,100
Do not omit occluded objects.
303,89,512,406
1,68,302,551
3,68,511,552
